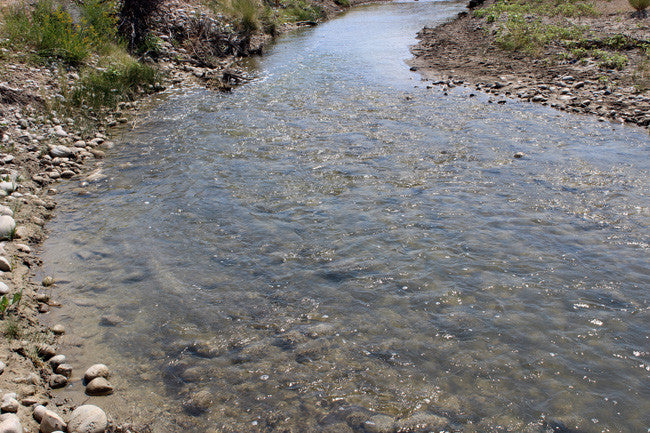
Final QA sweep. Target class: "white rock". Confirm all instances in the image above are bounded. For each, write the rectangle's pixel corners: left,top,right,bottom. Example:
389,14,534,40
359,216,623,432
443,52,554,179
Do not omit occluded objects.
0,182,15,195
83,364,110,383
48,355,66,369
0,282,9,295
53,126,67,137
0,413,22,433
0,206,12,217
68,405,107,433
0,395,19,413
33,405,47,422
39,409,66,433
0,216,15,240
0,361,5,374
0,257,10,272
48,145,74,158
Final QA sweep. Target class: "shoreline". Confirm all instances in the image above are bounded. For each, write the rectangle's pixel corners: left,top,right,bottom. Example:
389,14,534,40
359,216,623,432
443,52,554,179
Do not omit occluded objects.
409,0,650,132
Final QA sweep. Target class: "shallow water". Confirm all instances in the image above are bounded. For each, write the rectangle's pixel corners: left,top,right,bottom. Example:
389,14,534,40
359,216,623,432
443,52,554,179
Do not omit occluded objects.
43,1,650,432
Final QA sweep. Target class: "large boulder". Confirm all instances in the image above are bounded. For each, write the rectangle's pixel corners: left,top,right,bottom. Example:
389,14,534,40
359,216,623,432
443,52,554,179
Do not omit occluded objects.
67,405,107,433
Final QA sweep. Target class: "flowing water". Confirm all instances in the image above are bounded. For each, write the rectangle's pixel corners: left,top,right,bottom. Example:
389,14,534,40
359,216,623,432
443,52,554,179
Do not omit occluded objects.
43,1,650,432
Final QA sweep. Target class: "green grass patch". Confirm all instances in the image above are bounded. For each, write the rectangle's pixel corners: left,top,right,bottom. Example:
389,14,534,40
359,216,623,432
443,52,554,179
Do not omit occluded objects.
211,0,278,35
70,52,158,109
1,0,120,65
279,0,325,23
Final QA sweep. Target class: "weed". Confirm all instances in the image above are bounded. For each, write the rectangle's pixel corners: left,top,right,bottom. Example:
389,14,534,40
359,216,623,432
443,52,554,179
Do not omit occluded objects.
595,51,628,70
280,0,325,23
3,317,20,339
0,289,22,318
1,0,120,65
214,0,277,35
71,54,158,109
633,48,650,91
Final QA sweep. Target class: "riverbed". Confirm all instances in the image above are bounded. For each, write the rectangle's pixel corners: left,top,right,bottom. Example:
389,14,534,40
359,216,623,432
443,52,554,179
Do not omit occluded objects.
43,0,650,432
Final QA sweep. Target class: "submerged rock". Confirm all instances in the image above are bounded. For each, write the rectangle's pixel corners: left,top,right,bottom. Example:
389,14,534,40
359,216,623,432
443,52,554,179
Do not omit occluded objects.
85,378,113,396
83,364,110,383
363,415,396,433
68,405,107,433
395,412,449,432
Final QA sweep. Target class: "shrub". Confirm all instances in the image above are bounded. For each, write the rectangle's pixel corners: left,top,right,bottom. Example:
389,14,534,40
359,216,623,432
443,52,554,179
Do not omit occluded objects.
118,0,162,51
2,0,119,64
629,0,650,12
71,53,158,109
280,0,325,23
215,0,277,35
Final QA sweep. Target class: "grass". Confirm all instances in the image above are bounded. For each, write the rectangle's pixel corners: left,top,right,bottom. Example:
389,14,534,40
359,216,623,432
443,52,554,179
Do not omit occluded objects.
629,0,650,12
212,0,278,35
69,49,159,109
1,0,161,114
473,0,646,70
3,317,20,339
1,0,118,65
633,48,650,90
279,0,325,23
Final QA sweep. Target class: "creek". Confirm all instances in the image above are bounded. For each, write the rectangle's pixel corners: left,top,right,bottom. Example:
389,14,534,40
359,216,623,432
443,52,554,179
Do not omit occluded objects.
43,1,650,431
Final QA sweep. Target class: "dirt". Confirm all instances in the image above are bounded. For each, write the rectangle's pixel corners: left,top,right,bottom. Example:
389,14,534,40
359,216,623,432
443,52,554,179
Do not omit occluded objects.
409,0,650,130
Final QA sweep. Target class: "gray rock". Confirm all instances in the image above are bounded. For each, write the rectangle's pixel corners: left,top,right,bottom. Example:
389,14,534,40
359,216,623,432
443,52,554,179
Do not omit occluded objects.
182,389,212,415
68,405,107,433
48,145,74,158
37,345,56,360
49,374,67,389
83,364,110,383
0,216,15,240
50,324,65,335
39,409,66,433
48,355,66,369
55,364,72,378
0,413,22,433
395,412,449,432
0,257,11,272
364,415,396,433
53,126,68,137
85,378,113,396
33,405,46,422
1,395,19,413
14,244,30,253
0,183,15,195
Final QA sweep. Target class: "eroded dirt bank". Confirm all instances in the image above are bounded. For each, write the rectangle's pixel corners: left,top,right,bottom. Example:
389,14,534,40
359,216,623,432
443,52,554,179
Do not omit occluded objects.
410,0,650,131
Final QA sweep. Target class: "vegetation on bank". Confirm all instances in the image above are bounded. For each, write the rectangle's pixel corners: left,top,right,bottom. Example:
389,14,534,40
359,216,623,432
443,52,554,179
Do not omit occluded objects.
0,0,159,114
473,0,650,89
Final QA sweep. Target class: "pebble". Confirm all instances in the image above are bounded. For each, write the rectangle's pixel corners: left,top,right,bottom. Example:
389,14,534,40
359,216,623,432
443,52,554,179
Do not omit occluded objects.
99,315,122,326
363,415,395,433
513,152,525,159
1,394,19,413
48,145,74,158
42,276,55,287
55,364,72,378
0,216,16,240
395,412,449,432
83,364,111,383
39,409,66,433
33,405,46,422
0,361,5,375
68,405,107,433
14,244,30,253
0,413,22,433
49,374,68,389
50,324,65,335
85,378,113,396
37,345,56,360
0,182,16,195
0,283,10,295
0,257,11,272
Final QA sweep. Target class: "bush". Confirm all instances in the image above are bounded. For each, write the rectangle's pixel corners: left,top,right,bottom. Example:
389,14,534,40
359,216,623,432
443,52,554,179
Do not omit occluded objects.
1,0,119,64
280,0,325,23
71,53,158,109
629,0,650,12
214,0,277,35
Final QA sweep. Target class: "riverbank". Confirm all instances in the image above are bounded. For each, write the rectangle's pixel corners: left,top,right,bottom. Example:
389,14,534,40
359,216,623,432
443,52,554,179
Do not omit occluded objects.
0,0,370,431
410,0,650,131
